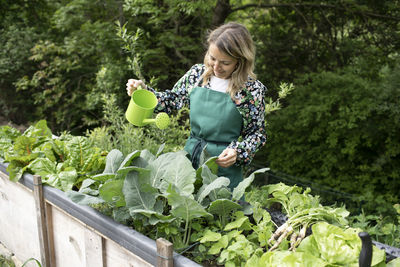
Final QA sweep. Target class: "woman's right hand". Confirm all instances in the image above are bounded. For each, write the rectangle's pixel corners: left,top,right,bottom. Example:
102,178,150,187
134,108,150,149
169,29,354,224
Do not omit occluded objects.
126,79,147,96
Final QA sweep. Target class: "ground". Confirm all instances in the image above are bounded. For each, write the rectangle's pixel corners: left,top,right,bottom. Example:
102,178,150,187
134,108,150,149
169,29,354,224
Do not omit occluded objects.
0,115,28,133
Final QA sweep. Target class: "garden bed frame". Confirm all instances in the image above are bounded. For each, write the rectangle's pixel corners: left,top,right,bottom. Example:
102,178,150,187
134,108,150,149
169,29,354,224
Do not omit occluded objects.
0,162,201,267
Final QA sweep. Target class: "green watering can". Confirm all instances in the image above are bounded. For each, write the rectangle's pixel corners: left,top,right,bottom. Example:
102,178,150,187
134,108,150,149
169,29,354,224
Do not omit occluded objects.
125,87,170,129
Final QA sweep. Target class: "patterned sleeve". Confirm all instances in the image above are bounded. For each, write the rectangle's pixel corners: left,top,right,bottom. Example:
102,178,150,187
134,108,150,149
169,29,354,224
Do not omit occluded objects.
229,80,267,166
148,64,204,114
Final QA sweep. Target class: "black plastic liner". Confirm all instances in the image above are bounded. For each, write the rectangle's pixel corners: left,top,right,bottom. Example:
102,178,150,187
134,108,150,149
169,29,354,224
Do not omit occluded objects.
0,162,200,267
373,241,400,262
266,208,288,226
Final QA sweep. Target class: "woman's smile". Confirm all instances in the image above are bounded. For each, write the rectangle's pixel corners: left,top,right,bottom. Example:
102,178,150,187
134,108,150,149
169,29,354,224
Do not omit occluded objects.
208,44,238,79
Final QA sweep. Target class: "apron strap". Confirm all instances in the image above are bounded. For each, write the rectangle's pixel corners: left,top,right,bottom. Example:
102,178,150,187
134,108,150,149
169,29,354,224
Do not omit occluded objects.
190,133,230,169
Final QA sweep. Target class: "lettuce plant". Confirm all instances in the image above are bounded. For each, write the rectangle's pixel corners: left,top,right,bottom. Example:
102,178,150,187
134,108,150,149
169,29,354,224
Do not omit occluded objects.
245,222,388,267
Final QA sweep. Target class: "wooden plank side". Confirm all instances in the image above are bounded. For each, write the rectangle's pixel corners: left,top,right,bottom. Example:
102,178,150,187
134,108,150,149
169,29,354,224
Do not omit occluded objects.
48,204,86,267
45,202,56,267
157,238,173,267
0,172,41,266
104,237,153,267
48,203,153,267
33,175,51,267
84,226,104,266
0,170,168,267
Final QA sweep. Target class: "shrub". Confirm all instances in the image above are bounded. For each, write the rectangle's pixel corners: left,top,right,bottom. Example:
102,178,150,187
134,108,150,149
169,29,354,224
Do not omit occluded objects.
261,62,400,216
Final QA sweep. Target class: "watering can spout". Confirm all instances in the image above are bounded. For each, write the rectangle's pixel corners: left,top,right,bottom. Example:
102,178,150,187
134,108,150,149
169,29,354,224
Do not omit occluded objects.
143,113,170,130
125,88,170,129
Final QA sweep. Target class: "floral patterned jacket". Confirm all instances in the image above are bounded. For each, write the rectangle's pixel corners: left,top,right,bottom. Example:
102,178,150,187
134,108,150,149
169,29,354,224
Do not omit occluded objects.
149,64,267,166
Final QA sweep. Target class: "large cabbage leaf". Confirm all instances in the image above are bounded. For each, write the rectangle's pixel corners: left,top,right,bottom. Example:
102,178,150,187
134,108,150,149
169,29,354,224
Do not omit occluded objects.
99,179,125,207
66,190,105,206
166,185,212,222
123,169,159,211
208,199,242,218
232,168,269,201
150,151,196,196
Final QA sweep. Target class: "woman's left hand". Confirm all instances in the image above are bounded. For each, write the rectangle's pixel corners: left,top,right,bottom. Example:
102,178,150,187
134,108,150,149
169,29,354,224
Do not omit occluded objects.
216,148,237,168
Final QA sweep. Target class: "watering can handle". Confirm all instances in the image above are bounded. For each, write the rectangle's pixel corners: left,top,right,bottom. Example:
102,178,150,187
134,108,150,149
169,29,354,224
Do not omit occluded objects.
129,84,145,97
135,85,145,91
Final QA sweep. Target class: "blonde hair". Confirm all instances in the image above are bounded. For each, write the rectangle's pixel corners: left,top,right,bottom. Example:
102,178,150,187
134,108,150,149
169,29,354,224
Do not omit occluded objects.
203,22,256,99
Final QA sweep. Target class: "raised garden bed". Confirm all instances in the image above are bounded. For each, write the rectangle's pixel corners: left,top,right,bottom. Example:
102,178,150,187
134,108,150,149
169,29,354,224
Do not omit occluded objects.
1,119,399,266
0,161,200,267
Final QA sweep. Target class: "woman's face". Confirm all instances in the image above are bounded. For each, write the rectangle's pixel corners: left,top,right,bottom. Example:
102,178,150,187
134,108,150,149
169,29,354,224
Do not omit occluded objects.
208,43,238,79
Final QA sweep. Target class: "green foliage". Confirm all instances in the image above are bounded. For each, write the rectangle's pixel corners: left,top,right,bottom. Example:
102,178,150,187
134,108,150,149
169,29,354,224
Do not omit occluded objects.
264,83,295,115
65,147,268,251
21,258,42,267
11,0,126,134
240,0,400,88
3,0,400,143
0,126,21,161
1,122,397,265
122,0,214,88
246,183,349,223
0,25,45,123
1,1,400,264
0,0,56,123
116,22,147,83
1,120,106,188
202,211,266,266
86,93,190,156
262,61,400,217
349,205,400,248
0,254,15,267
246,222,387,267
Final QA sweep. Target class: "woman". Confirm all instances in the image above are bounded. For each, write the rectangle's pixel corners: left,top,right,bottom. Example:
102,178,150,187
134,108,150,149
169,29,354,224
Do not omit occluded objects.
126,22,267,189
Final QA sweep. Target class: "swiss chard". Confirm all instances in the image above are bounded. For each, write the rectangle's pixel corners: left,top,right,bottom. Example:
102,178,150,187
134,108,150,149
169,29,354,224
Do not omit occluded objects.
2,120,106,189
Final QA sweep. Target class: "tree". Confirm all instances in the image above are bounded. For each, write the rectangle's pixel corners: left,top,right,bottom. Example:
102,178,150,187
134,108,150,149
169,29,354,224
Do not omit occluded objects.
0,0,55,123
262,59,400,215
226,0,400,87
2,0,400,138
14,0,126,133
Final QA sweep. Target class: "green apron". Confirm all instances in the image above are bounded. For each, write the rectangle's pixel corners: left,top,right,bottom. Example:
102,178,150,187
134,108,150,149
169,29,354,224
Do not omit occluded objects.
184,86,243,189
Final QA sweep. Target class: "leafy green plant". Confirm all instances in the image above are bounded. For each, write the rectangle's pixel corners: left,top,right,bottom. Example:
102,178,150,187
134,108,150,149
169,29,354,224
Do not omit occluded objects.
21,258,42,267
0,254,15,267
2,122,399,266
86,93,189,156
12,0,127,134
349,205,400,248
116,21,146,83
264,82,295,115
246,222,388,267
196,183,352,266
198,206,274,266
67,146,269,251
1,120,106,190
0,125,21,162
249,183,349,251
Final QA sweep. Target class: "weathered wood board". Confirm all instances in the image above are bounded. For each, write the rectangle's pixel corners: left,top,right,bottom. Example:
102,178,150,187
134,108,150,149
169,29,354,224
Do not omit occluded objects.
0,171,152,267
0,171,41,267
